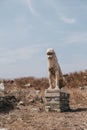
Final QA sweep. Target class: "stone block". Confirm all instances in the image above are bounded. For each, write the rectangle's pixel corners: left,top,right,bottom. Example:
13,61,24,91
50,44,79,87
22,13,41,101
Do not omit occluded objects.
45,89,70,112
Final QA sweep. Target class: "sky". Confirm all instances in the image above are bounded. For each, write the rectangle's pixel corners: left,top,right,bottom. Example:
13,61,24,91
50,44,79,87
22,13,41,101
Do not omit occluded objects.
0,0,87,79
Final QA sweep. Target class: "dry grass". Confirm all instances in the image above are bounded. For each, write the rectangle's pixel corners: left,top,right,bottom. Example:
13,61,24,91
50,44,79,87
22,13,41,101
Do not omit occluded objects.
0,70,87,129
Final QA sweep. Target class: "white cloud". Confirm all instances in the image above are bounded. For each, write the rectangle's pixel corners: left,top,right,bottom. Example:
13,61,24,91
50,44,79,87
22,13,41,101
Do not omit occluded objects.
59,14,76,24
14,16,26,25
43,0,76,25
62,54,87,74
57,32,87,46
26,0,37,16
15,47,39,60
65,32,87,44
0,46,40,65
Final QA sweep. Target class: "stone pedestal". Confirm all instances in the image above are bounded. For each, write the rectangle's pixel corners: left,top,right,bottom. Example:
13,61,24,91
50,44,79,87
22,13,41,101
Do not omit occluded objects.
45,89,70,112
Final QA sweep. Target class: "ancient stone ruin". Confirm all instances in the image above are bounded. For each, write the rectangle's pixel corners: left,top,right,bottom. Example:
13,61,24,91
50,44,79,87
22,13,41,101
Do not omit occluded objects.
45,48,70,112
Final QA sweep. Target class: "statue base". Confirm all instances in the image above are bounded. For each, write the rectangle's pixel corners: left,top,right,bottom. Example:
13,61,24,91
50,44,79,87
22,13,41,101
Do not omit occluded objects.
45,89,70,112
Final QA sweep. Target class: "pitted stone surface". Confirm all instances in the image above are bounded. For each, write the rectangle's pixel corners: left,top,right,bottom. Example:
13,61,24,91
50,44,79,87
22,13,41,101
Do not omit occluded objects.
45,89,70,112
46,48,65,90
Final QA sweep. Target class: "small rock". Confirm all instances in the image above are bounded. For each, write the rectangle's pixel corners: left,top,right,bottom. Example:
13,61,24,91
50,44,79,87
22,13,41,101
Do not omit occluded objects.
35,90,40,95
29,99,35,104
0,128,8,130
24,83,31,87
18,101,25,106
32,107,40,112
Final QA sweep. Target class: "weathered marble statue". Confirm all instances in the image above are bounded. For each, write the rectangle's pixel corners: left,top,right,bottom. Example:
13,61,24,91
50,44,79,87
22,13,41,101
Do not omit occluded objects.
45,48,70,112
46,48,64,90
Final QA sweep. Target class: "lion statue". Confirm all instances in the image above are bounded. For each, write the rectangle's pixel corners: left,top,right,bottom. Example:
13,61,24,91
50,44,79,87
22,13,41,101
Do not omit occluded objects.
46,48,65,90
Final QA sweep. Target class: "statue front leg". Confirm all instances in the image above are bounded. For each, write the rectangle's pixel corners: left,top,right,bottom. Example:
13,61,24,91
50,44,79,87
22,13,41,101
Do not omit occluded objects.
55,71,60,90
48,72,53,90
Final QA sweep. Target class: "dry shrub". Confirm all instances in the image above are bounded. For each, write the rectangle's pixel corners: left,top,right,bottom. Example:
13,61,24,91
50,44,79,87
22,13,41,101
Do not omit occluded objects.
68,88,87,106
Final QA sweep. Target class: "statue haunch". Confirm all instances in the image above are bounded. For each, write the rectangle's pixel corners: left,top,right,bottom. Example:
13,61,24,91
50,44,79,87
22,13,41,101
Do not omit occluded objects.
46,48,65,90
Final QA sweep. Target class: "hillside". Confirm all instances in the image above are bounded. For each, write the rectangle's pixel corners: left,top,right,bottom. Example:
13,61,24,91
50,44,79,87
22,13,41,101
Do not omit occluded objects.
0,70,87,130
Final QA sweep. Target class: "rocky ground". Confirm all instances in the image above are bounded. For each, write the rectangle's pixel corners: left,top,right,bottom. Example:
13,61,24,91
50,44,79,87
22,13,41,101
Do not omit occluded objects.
0,71,87,130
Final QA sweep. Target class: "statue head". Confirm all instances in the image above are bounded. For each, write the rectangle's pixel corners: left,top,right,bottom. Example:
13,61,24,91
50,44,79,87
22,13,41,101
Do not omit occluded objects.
46,48,55,59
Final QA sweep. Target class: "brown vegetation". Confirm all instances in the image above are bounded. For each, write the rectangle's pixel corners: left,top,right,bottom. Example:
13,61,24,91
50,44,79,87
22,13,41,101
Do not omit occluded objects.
0,70,87,130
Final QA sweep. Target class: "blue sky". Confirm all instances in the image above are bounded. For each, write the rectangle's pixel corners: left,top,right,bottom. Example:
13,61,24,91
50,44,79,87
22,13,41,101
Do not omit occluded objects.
0,0,87,79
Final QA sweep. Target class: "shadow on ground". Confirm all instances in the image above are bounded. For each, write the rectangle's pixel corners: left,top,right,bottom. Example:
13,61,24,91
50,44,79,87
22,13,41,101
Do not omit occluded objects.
0,95,18,113
69,108,87,112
